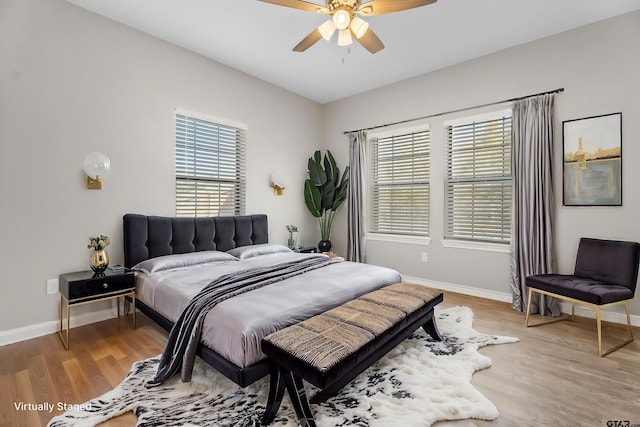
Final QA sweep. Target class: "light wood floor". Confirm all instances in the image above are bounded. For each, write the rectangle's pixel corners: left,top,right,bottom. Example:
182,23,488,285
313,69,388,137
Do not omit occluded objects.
1,291,639,427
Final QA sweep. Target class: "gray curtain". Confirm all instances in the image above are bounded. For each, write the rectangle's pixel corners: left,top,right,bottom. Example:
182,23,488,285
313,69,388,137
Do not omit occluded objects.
347,130,367,263
510,94,560,316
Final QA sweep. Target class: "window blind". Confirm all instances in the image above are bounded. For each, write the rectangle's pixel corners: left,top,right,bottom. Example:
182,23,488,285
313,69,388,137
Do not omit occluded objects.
370,129,430,236
175,114,246,217
445,116,511,243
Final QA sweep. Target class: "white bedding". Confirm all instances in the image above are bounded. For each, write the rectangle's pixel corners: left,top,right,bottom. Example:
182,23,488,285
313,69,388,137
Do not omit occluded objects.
135,251,401,368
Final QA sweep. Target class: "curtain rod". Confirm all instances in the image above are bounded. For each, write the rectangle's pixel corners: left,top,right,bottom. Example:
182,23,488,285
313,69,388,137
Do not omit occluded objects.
343,87,564,135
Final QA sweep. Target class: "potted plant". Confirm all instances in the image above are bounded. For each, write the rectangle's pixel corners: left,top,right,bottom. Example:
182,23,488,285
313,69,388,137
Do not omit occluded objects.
304,150,349,252
286,225,299,249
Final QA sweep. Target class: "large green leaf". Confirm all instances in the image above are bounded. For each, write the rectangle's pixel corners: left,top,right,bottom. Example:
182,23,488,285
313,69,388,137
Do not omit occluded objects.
326,150,339,184
332,165,350,211
321,180,335,211
332,186,348,210
322,150,343,212
339,166,350,191
304,179,323,217
307,157,327,186
333,181,348,210
323,154,335,188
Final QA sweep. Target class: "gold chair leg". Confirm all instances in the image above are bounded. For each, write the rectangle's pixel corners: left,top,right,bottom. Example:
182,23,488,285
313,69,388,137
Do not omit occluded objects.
624,302,634,340
525,288,533,327
596,307,603,357
525,288,570,327
598,302,634,357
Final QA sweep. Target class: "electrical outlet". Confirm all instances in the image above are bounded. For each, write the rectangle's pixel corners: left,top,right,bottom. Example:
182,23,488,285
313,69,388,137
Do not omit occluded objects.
421,252,428,263
46,278,59,295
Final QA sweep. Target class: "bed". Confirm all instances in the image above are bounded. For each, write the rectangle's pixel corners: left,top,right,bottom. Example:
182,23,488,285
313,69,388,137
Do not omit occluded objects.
123,213,402,387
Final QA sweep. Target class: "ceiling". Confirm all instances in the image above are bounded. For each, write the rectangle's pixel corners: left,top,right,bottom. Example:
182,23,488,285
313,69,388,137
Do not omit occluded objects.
65,0,640,104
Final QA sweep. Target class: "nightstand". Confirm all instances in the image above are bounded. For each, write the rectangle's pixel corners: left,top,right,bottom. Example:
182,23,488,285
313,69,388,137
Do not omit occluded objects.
58,269,136,350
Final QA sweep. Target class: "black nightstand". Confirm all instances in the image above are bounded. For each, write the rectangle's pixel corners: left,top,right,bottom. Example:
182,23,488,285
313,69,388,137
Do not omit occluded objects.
58,269,136,350
297,246,318,253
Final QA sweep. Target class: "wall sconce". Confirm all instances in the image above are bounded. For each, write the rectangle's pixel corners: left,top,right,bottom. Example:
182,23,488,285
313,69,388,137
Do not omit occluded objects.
270,172,285,196
83,152,111,190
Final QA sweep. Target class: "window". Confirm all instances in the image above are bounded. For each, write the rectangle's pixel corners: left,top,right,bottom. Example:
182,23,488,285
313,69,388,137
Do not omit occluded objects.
445,112,512,243
175,113,246,217
369,128,430,237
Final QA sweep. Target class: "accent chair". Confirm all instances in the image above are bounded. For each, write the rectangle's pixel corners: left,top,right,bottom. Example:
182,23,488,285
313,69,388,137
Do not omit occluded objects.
525,237,640,357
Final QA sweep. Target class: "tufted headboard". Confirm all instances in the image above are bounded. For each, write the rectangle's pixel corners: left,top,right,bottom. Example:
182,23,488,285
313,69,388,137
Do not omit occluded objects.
123,214,269,268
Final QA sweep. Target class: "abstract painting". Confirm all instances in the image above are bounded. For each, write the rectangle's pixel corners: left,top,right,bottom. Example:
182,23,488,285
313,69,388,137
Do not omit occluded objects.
563,112,622,206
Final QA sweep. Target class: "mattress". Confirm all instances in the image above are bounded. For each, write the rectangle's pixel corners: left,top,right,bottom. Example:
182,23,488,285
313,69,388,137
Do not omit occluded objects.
135,251,401,368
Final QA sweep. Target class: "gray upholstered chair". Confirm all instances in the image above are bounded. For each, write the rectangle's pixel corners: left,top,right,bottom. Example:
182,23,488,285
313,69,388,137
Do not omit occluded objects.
525,237,640,357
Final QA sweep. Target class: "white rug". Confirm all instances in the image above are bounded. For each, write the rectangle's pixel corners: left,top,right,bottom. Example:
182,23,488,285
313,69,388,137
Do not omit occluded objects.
48,306,518,427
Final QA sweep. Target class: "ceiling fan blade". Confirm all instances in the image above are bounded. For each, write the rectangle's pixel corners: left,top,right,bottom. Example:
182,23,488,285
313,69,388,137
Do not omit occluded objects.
293,29,323,52
355,28,384,54
258,0,329,14
358,0,437,16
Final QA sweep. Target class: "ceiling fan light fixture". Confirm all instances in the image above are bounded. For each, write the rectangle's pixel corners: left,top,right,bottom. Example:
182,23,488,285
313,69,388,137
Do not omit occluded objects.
332,9,351,31
318,19,336,41
337,28,353,46
350,16,369,38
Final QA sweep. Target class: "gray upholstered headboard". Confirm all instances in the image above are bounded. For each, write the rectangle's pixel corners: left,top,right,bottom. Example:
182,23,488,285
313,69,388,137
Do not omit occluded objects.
123,214,269,268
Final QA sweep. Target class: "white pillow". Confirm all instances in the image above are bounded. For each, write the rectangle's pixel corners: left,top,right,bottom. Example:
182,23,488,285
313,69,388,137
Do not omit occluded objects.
133,251,237,275
226,243,292,260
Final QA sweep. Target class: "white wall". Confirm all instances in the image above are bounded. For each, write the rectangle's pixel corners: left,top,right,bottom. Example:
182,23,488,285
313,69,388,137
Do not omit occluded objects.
323,11,640,318
0,0,323,336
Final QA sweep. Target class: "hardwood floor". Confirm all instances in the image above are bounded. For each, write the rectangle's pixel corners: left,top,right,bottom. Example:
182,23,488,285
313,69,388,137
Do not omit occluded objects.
1,291,638,427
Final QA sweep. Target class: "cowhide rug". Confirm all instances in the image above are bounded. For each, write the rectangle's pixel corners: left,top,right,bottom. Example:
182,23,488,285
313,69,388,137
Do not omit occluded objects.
48,306,518,427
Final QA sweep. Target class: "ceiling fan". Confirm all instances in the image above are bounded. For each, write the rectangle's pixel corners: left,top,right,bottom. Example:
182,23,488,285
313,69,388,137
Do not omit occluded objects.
259,0,437,54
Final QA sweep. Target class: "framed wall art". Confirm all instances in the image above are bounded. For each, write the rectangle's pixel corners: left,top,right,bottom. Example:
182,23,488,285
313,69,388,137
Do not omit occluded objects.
562,112,622,206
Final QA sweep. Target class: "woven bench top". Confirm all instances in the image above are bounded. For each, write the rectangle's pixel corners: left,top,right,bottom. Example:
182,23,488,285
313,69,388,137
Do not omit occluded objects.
263,282,442,373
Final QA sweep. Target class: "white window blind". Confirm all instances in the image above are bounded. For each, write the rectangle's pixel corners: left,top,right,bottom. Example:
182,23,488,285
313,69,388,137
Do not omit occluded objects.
175,113,246,217
370,129,430,236
445,115,511,243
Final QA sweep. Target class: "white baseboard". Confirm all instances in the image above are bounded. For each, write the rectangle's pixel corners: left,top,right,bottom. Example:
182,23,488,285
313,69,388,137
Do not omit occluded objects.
2,278,638,347
402,275,513,303
0,306,118,347
402,275,640,327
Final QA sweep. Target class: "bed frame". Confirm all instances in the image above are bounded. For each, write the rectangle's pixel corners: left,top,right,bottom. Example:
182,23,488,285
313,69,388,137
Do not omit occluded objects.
123,213,272,387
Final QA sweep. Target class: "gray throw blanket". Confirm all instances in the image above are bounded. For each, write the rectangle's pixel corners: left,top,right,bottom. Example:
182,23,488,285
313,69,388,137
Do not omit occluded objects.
146,255,338,387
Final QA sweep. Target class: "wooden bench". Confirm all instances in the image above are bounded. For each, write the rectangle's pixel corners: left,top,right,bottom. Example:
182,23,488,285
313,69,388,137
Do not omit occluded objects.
260,282,444,427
